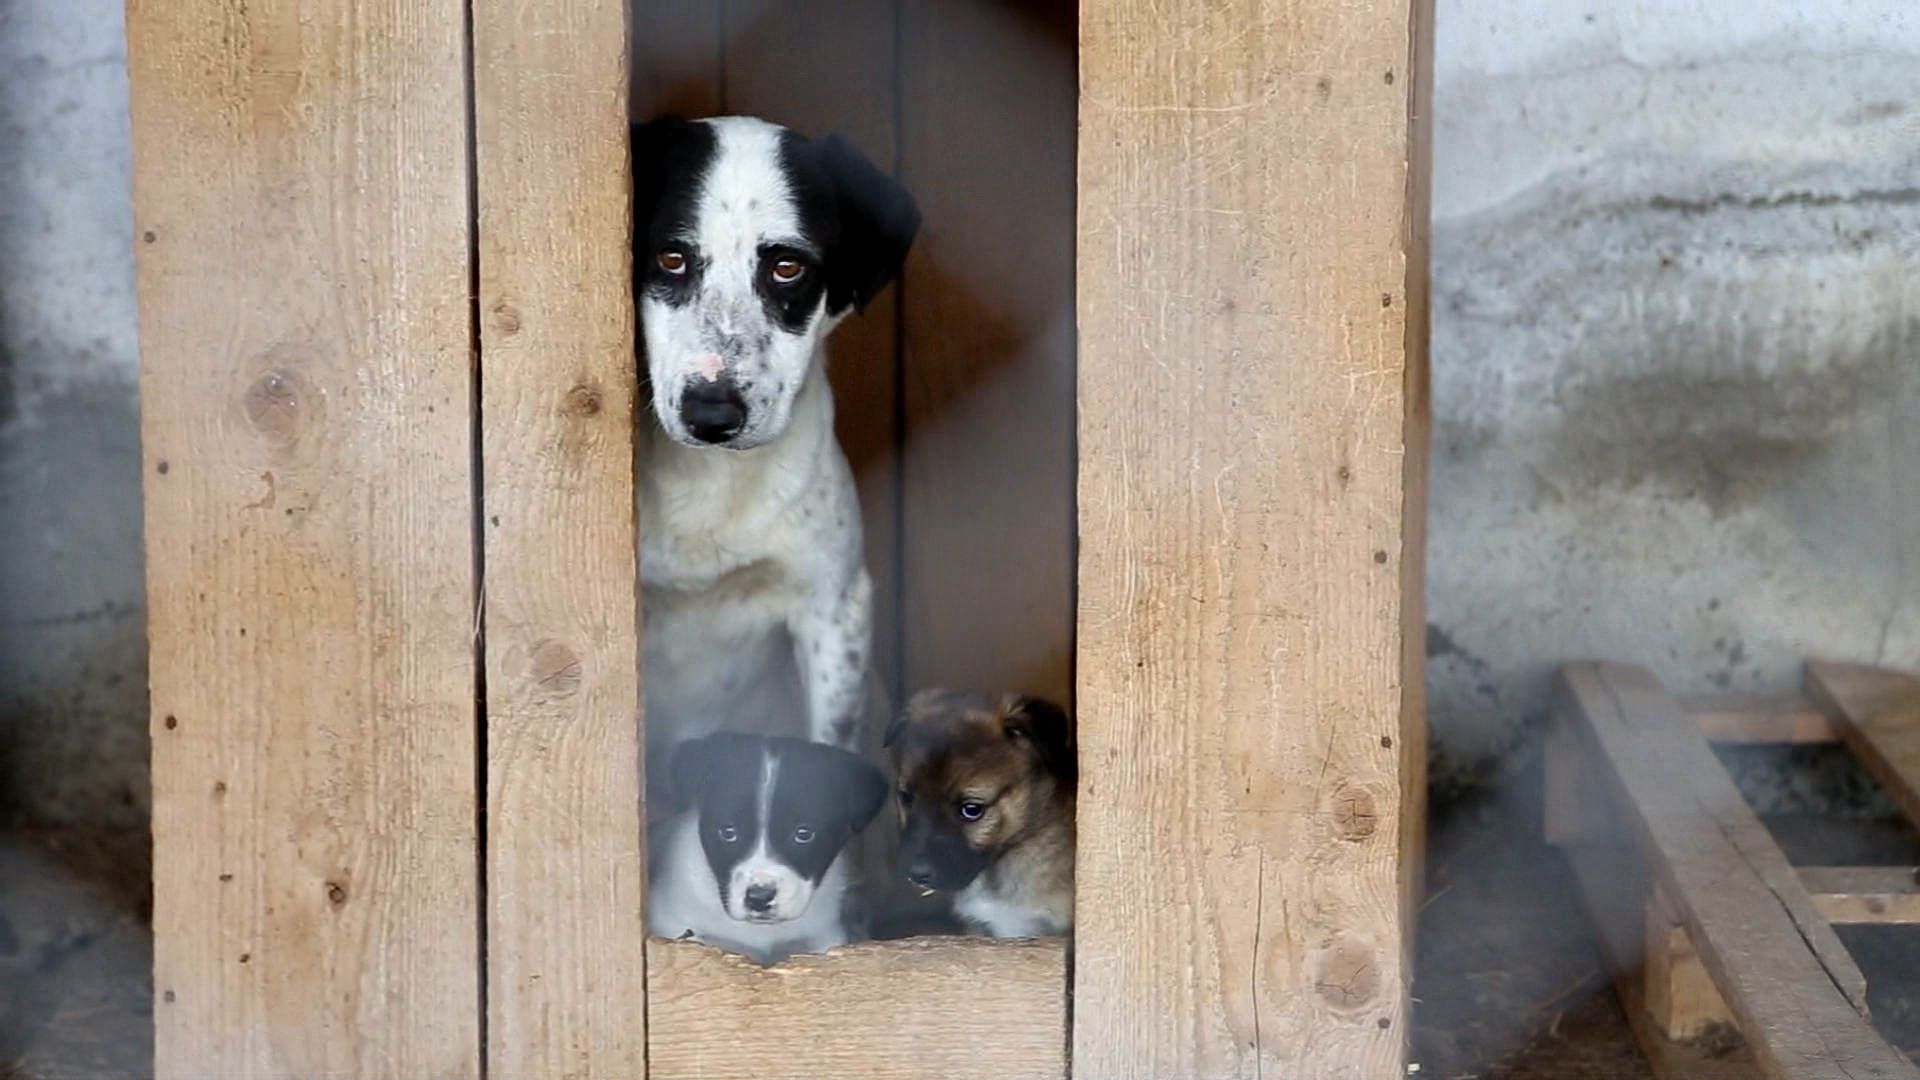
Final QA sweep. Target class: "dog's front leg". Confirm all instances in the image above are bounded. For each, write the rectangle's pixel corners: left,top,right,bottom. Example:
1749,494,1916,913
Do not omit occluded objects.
790,569,873,748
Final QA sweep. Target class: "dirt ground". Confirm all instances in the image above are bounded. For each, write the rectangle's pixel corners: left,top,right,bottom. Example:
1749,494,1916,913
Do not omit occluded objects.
1,745,1916,1078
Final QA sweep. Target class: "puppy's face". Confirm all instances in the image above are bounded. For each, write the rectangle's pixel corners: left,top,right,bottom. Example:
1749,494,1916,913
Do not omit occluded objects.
884,690,1076,894
670,732,889,924
629,114,920,450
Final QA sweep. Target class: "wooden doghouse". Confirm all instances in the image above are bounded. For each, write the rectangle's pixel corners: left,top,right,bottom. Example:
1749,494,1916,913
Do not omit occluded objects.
127,0,1433,1074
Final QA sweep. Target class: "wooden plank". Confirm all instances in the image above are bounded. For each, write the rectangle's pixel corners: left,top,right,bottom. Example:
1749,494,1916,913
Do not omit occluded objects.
1074,0,1428,1072
630,0,721,120
471,0,648,1074
1560,844,1760,1080
645,936,1067,1080
1554,663,1917,1080
899,0,1078,706
1805,661,1920,831
1643,885,1736,1040
722,0,904,710
1800,866,1920,925
1683,693,1838,744
127,0,480,1073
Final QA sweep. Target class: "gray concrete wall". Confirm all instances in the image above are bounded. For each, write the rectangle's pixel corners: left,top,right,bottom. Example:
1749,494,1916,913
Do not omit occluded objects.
1426,0,1920,794
0,0,148,837
1,0,1916,837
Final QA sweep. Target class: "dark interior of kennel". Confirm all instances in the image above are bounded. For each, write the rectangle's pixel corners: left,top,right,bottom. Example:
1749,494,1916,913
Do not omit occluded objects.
627,0,1080,715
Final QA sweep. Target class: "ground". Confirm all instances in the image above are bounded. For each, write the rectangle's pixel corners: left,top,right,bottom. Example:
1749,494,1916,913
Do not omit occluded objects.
0,745,1915,1078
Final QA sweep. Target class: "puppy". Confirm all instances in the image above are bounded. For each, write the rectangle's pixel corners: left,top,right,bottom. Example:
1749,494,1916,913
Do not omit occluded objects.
628,114,920,791
647,731,889,965
884,690,1077,938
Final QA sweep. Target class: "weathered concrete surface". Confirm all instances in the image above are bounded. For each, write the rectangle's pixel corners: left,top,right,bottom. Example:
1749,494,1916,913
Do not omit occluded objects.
1426,2,1920,794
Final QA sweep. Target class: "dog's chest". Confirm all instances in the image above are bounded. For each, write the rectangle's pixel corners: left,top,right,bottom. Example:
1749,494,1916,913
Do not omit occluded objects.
955,881,1069,939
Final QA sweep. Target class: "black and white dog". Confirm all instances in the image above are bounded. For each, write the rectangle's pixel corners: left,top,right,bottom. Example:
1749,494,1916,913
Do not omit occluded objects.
629,114,919,792
647,732,888,965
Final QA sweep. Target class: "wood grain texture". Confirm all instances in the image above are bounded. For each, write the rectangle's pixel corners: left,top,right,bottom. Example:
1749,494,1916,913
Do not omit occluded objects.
645,936,1066,1080
1799,866,1920,925
1805,661,1920,831
1643,886,1736,1040
1074,0,1427,1074
899,0,1078,706
723,0,905,710
1554,662,1917,1080
472,0,649,1074
128,0,480,1074
1683,693,1838,744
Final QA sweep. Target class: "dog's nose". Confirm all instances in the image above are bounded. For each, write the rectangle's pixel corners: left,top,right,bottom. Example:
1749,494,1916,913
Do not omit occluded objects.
905,863,935,889
680,377,747,444
743,883,777,913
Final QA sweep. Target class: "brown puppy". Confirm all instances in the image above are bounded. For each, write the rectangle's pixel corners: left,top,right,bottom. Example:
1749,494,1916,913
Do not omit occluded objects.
883,689,1075,938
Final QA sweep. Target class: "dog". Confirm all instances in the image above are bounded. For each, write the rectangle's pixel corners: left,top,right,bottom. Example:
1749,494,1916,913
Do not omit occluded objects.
627,114,920,794
883,689,1077,938
647,731,890,965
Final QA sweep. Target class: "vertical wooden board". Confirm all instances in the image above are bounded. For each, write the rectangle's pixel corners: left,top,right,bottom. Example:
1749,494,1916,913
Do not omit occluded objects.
1074,0,1424,1075
722,0,904,708
630,0,722,120
127,0,480,1075
472,0,649,1075
899,0,1078,706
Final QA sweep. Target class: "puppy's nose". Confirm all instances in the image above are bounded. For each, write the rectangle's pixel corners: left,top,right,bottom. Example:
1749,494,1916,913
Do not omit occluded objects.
905,863,935,889
680,376,747,444
743,883,777,913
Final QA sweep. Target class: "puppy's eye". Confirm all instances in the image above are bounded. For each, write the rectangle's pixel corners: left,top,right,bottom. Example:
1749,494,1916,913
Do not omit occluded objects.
657,249,688,275
771,257,804,283
958,801,986,822
716,825,739,843
792,825,815,844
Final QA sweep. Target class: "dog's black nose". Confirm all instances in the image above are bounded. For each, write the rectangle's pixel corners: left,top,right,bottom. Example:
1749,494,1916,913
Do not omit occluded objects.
905,863,935,889
743,883,777,913
680,378,747,444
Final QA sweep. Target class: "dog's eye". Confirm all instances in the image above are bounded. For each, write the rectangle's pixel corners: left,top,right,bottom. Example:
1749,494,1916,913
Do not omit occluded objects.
716,825,738,843
771,257,804,283
958,801,986,822
792,826,814,844
657,249,688,275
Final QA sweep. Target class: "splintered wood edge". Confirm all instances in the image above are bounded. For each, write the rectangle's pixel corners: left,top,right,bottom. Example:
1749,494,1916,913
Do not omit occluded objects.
645,935,1069,1080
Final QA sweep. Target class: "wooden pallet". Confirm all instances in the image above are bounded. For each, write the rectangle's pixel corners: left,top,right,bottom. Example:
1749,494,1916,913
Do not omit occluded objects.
1547,660,1920,1080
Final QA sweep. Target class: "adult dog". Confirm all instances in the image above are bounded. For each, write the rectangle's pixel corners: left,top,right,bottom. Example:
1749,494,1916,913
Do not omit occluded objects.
628,114,918,793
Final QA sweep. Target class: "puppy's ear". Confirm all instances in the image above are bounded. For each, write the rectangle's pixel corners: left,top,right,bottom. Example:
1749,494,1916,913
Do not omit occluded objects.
836,752,890,835
1002,695,1076,784
882,708,909,750
815,133,921,317
630,114,692,243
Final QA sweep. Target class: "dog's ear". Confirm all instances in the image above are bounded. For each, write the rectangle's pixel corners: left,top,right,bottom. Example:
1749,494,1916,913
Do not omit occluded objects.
1002,695,1076,783
630,114,692,243
882,707,909,750
837,752,890,835
814,133,920,317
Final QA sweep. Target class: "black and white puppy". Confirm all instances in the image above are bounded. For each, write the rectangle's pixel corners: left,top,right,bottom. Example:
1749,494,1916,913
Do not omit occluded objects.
647,732,889,965
629,114,919,790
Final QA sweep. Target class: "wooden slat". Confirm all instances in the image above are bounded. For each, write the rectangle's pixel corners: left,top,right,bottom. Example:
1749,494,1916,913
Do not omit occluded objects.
1684,693,1838,744
1805,661,1920,830
645,936,1067,1080
1074,0,1428,1072
472,0,648,1074
1800,866,1920,925
1554,663,1917,1080
1643,885,1736,1040
899,0,1078,706
722,0,904,710
127,0,480,1073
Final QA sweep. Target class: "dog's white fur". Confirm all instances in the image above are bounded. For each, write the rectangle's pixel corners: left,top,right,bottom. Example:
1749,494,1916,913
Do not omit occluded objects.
636,116,876,766
647,817,854,968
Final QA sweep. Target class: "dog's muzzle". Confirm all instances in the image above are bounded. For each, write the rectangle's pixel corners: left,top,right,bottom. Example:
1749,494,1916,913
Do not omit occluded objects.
679,375,747,445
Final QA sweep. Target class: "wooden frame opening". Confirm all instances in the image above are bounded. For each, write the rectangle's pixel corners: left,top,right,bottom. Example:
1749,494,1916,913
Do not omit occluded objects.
127,0,1432,1074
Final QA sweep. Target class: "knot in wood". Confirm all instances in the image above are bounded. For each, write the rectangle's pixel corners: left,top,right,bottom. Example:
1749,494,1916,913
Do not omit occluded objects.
491,302,522,335
565,383,603,417
1312,938,1382,1011
529,639,583,698
1331,784,1378,841
326,880,348,906
243,367,309,446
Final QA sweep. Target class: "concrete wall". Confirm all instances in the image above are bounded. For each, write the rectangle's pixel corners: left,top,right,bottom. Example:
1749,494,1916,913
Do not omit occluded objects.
0,0,147,837
1,0,1917,837
1426,0,1920,794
